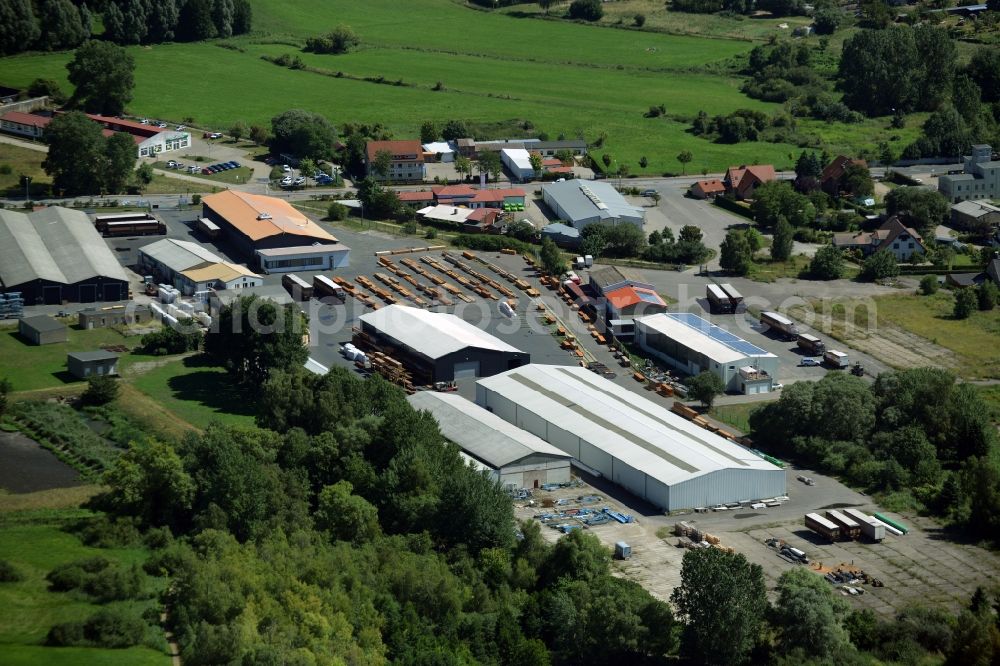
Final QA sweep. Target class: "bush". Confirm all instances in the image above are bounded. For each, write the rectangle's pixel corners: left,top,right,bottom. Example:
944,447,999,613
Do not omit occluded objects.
191,194,201,205
304,25,360,54
633,13,646,26
0,559,24,582
809,245,844,280
82,376,119,406
140,326,201,355
569,0,603,21
76,515,143,548
83,562,145,602
47,621,87,646
47,557,111,591
425,228,437,239
326,202,348,221
48,608,146,648
953,288,977,319
402,221,418,235
919,275,938,295
978,281,998,311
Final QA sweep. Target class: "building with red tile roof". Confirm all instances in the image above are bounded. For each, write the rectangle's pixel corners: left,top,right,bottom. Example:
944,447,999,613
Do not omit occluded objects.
603,285,668,318
832,216,925,261
820,155,867,196
688,179,726,199
0,111,51,139
724,164,776,200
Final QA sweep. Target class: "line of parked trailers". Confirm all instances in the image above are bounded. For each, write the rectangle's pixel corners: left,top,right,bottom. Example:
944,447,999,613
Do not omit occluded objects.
805,509,908,542
281,273,346,302
706,283,747,314
757,311,860,371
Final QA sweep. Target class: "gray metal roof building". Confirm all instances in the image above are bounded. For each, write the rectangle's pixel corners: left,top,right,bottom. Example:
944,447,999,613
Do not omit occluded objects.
475,364,785,511
635,313,778,394
408,391,571,488
139,238,224,274
541,180,645,231
358,304,529,382
0,207,129,304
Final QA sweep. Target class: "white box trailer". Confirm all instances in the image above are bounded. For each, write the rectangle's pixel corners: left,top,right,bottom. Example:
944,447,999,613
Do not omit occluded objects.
843,508,885,542
823,350,849,368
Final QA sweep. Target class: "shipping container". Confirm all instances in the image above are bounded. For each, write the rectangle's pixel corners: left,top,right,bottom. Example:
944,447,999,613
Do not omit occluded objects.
805,512,840,541
826,510,861,540
706,284,733,314
843,508,885,542
761,311,800,338
196,217,221,239
823,350,849,368
282,274,313,301
797,333,826,354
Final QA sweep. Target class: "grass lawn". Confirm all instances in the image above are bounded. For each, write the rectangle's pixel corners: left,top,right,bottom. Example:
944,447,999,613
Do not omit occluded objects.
976,385,1000,425
871,291,1000,379
708,402,763,433
0,0,911,172
130,356,256,430
153,160,253,185
745,254,860,282
0,511,168,665
0,325,146,393
0,142,52,199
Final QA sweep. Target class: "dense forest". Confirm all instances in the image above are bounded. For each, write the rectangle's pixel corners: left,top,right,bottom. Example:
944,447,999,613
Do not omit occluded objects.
0,0,251,55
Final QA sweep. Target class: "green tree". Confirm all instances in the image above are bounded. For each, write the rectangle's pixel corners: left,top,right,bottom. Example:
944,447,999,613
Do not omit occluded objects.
885,186,949,238
37,0,89,50
248,124,268,146
967,48,1000,104
103,439,195,529
269,109,337,161
861,249,900,280
913,25,957,112
315,480,380,544
356,177,401,219
203,295,308,386
719,229,753,275
676,149,693,175
671,548,767,665
66,40,135,116
842,162,874,197
477,150,502,184
327,202,348,221
745,227,763,254
177,0,215,40
43,111,107,195
0,377,11,420
540,238,566,275
134,162,154,192
529,152,543,176
569,0,603,20
838,26,919,116
772,567,852,659
82,376,118,406
771,215,794,261
26,78,66,105
454,155,472,181
103,131,137,194
809,245,844,280
441,120,468,142
104,0,148,45
919,274,938,295
145,0,180,42
977,281,997,311
953,287,977,320
297,158,317,178
304,24,360,54
228,121,247,141
688,371,725,408
419,121,437,144
541,530,610,585
0,0,39,55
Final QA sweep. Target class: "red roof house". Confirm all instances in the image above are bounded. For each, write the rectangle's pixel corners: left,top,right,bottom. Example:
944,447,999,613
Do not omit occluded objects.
724,164,776,200
688,179,726,199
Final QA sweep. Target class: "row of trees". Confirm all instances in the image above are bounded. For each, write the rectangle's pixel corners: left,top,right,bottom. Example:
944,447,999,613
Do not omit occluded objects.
103,0,251,45
0,0,91,55
577,222,711,265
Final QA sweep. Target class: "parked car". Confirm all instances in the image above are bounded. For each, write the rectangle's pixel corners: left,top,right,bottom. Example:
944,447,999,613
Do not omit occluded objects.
642,189,657,197
280,176,293,186
166,160,178,168
207,132,222,139
156,122,167,128
799,358,821,367
139,118,149,124
293,176,306,186
175,125,186,131
202,167,212,175
188,165,200,173
282,164,291,173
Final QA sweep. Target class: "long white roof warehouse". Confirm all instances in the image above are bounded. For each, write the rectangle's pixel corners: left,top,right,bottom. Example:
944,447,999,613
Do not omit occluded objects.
476,364,785,511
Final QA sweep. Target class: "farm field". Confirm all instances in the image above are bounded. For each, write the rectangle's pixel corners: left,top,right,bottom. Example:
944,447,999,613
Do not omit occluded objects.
0,0,910,172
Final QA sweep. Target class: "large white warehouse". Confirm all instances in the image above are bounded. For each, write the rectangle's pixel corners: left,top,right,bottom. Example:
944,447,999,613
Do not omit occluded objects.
408,391,571,489
475,364,785,511
541,179,645,231
635,312,778,394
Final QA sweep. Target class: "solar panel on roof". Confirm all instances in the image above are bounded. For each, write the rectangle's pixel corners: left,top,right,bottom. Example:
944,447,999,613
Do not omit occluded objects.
636,291,661,304
666,312,768,357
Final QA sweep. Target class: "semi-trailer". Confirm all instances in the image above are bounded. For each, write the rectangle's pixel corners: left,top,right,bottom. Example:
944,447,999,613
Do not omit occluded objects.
719,284,746,313
761,311,800,339
282,273,313,301
805,513,841,541
826,510,861,540
873,513,908,535
707,284,733,314
843,508,886,542
797,333,826,354
313,275,345,301
823,350,850,368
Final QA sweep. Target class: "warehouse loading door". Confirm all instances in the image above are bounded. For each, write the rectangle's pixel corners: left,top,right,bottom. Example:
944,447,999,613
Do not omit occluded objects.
453,361,480,380
42,286,62,305
78,284,96,303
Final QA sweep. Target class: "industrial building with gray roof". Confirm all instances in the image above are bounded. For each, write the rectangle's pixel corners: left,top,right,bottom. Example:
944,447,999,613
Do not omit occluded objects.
0,207,129,304
408,391,571,489
475,364,785,511
541,180,645,231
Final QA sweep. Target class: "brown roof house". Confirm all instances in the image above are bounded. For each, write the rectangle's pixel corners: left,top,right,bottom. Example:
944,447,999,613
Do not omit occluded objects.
688,179,726,199
820,155,868,197
833,216,926,261
724,165,776,200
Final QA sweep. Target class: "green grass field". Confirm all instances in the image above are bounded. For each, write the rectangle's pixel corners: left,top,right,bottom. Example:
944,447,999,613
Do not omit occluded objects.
0,0,905,172
0,325,146,393
709,402,763,433
0,511,169,665
130,356,256,429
